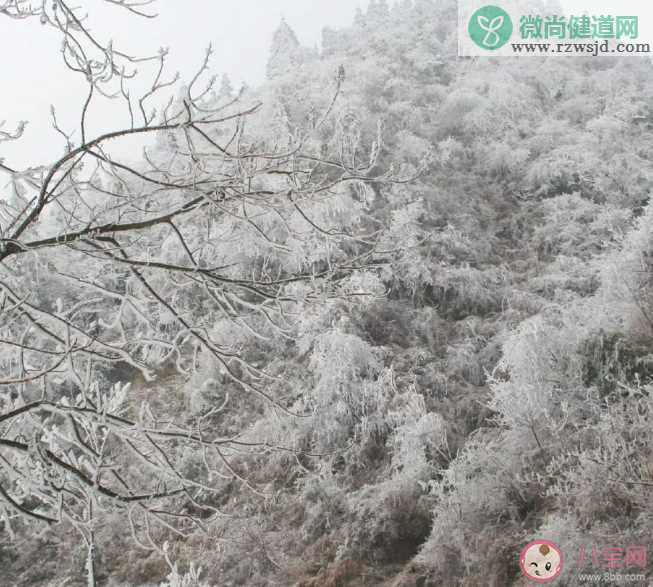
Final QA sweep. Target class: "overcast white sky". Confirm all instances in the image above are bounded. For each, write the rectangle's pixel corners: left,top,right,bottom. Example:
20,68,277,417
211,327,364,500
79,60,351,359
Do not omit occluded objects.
2,0,653,169
0,0,370,168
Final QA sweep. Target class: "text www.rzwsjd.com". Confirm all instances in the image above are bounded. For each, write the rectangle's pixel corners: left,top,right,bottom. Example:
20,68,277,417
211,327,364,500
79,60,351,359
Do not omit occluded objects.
578,572,647,583
511,41,651,55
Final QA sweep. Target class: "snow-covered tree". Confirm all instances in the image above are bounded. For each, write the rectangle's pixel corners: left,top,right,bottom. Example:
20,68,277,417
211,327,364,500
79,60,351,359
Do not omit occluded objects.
0,2,407,584
266,19,314,80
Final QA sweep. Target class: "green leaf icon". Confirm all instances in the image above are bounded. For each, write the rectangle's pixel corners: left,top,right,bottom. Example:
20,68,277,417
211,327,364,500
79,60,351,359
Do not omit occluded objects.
468,5,513,50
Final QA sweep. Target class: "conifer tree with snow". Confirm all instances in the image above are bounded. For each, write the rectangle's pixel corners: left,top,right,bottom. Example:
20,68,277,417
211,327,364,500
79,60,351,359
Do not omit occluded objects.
266,19,310,79
217,73,234,99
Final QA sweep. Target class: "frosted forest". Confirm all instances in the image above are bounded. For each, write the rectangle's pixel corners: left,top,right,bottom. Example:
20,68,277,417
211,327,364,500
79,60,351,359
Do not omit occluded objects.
1,0,653,585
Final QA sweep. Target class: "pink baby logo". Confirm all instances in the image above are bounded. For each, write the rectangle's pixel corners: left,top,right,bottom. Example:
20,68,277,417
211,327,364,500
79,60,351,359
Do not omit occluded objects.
520,540,563,583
